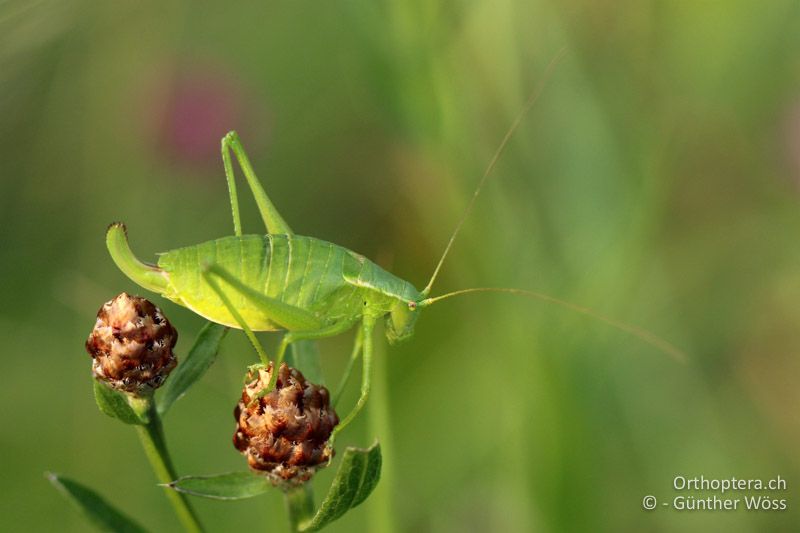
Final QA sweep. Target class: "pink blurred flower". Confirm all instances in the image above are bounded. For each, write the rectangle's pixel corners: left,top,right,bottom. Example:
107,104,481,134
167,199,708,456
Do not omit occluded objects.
144,61,269,174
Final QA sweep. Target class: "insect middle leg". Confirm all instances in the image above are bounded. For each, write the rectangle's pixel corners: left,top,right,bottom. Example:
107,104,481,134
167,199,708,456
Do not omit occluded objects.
200,267,272,366
266,318,358,392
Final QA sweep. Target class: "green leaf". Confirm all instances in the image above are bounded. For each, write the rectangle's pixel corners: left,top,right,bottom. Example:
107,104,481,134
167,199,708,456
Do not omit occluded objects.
298,442,382,532
47,473,149,533
157,322,227,416
287,339,324,384
93,380,145,425
167,471,272,500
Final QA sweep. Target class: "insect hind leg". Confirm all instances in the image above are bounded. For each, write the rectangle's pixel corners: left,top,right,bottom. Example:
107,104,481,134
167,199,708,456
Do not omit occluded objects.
221,131,293,236
203,262,321,331
201,266,272,366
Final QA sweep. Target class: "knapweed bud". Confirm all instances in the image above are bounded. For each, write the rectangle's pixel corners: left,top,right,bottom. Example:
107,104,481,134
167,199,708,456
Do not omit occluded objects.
85,292,177,394
233,363,338,486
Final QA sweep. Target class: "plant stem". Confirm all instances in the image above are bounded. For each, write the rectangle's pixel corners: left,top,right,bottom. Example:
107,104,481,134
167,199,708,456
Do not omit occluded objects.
134,399,204,533
284,484,314,532
367,338,394,533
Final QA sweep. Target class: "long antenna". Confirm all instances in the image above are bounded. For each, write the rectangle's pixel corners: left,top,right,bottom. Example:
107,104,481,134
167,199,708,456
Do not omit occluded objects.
419,287,686,362
422,47,568,296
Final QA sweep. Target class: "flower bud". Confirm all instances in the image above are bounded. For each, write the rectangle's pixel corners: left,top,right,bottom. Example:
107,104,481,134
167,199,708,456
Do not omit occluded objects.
233,363,338,486
85,292,177,394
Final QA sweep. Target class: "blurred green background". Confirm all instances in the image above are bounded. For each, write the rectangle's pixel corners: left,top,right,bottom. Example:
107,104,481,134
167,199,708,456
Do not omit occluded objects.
2,1,800,531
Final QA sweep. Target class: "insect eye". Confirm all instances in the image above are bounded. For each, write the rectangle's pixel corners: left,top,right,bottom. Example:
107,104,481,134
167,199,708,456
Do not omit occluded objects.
408,302,417,311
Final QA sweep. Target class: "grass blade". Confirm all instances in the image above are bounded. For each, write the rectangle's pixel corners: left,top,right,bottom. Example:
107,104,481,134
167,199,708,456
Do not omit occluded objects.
157,322,227,416
287,339,324,385
47,473,148,533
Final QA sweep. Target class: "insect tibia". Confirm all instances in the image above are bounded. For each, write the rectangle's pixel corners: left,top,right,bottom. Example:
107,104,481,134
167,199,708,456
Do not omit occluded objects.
106,222,169,294
420,287,686,362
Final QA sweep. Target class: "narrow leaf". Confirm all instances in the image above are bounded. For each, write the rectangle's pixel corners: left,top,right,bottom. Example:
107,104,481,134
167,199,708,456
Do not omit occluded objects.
93,380,144,425
287,339,324,385
47,473,149,533
157,322,227,416
167,471,272,500
299,442,381,532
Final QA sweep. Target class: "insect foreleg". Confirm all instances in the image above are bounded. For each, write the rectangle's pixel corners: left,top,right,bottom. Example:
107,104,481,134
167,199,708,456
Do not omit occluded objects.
221,131,293,235
201,268,271,366
330,316,376,444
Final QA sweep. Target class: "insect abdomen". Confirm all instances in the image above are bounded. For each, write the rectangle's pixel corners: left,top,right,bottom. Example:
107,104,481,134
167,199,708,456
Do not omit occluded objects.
157,235,367,330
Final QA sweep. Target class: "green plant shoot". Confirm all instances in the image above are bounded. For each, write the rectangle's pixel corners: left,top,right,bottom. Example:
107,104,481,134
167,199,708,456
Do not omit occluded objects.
105,52,683,439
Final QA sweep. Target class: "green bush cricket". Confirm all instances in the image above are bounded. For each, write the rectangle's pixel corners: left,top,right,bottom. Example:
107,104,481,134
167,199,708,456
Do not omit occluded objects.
106,52,683,440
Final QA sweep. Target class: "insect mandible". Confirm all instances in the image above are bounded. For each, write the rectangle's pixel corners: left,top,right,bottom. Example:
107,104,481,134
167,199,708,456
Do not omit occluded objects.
105,52,682,439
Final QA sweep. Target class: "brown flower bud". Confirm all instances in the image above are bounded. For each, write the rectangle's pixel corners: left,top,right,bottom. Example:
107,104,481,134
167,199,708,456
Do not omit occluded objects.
233,363,339,486
85,293,177,394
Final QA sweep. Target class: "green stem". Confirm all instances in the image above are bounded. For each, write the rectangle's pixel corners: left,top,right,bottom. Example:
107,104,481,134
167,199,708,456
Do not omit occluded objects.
133,399,204,533
284,484,314,532
367,338,394,533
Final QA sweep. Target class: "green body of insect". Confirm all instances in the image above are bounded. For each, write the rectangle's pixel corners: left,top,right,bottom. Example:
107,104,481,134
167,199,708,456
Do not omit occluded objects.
107,69,684,437
130,232,421,342
107,131,427,437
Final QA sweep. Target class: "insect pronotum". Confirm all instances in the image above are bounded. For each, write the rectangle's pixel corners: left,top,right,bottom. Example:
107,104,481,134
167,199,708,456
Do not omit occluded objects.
106,50,683,439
